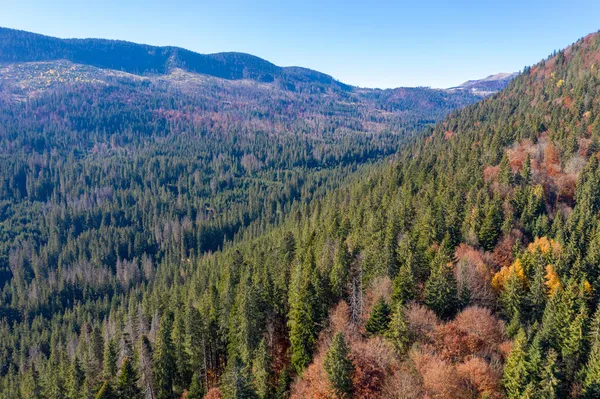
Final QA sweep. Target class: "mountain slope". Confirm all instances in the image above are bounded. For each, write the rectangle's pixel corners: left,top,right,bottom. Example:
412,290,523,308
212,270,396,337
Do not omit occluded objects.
449,72,517,95
0,27,348,87
3,27,600,399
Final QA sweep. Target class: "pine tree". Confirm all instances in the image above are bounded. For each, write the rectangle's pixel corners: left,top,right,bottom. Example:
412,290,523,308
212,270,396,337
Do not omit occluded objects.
365,297,391,336
153,313,176,399
116,357,142,399
503,329,529,399
323,333,355,398
172,307,191,392
386,303,409,355
20,366,42,399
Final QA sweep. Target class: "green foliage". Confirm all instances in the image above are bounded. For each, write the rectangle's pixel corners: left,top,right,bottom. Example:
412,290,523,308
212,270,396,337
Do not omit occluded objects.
386,303,410,355
365,297,391,336
116,357,142,399
424,247,458,319
503,329,529,399
153,313,176,399
323,333,355,398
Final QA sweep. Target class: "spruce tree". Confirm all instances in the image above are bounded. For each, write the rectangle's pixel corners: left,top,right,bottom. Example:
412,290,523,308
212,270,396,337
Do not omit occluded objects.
503,329,529,399
116,357,142,399
153,313,176,399
391,262,416,305
330,239,350,299
538,349,559,399
583,304,600,397
252,338,271,399
323,333,355,398
386,303,409,355
365,297,391,336
94,381,116,399
221,357,257,399
103,339,118,381
424,250,458,319
187,373,205,399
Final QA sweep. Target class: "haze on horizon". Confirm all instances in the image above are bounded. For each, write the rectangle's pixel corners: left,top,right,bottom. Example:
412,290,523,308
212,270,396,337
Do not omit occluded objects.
2,0,600,89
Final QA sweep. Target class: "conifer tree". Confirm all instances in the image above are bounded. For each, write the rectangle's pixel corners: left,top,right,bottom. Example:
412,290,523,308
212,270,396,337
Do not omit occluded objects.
323,333,355,398
252,338,271,399
116,357,142,399
94,381,116,399
386,303,410,355
221,357,257,399
538,349,559,399
331,239,350,299
103,338,118,381
365,297,391,336
424,248,458,319
66,358,85,399
503,329,529,399
391,262,416,305
583,304,600,397
153,313,176,399
274,368,292,399
288,262,318,373
187,373,205,399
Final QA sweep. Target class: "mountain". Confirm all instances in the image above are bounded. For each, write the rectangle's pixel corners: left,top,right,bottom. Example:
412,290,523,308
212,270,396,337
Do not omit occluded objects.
449,71,517,95
3,26,600,399
0,27,350,88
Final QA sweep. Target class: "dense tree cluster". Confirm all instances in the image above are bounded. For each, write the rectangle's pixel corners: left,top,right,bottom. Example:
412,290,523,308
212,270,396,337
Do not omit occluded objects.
2,26,600,399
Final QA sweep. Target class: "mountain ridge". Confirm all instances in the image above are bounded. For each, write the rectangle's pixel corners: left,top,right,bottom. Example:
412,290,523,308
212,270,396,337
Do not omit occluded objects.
0,26,351,89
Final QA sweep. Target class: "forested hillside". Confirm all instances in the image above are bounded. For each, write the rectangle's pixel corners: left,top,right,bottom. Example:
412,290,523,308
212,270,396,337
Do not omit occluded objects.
0,27,488,399
2,27,600,399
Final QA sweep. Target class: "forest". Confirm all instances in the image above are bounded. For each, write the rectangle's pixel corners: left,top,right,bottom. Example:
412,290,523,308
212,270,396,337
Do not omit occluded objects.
2,26,600,399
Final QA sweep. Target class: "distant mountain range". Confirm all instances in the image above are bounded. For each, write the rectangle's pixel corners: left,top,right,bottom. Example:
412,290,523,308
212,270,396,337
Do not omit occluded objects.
0,27,515,96
0,27,350,89
449,72,518,95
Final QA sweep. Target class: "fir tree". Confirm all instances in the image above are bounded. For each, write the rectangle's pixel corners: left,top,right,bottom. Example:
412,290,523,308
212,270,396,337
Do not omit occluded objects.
503,329,529,399
331,239,350,299
386,303,410,355
94,381,116,399
103,339,118,381
252,338,271,399
153,313,176,399
323,333,355,398
187,373,205,399
391,262,416,305
365,297,391,336
116,357,142,399
424,249,458,319
221,357,257,399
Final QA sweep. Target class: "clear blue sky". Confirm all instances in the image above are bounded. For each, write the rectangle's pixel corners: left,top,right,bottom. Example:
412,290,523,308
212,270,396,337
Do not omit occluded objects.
2,0,600,88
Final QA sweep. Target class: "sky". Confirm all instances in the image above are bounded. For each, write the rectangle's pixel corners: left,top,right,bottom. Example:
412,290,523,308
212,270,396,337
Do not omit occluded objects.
2,0,600,89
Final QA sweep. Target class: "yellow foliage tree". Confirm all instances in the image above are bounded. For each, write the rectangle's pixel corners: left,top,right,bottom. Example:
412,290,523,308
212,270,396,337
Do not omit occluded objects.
492,259,526,291
544,264,561,296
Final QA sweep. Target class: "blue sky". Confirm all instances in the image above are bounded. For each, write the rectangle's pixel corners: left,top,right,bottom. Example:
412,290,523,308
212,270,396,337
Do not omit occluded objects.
2,0,600,88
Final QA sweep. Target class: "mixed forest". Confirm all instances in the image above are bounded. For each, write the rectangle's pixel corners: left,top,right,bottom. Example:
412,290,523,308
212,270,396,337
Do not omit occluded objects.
3,27,600,399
